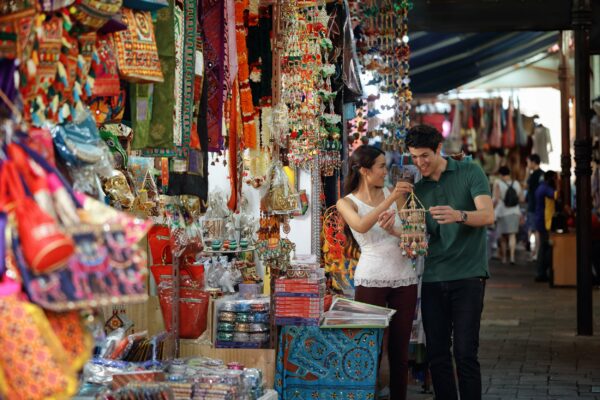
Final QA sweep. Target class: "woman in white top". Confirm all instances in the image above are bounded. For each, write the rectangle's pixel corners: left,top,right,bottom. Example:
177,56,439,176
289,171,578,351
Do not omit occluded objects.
493,166,524,264
337,145,419,400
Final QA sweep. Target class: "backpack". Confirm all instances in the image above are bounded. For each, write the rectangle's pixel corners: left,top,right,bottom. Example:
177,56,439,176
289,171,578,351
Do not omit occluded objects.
503,181,519,207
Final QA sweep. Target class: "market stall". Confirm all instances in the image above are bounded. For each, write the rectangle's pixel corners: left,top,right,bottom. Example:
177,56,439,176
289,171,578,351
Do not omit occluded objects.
0,0,414,397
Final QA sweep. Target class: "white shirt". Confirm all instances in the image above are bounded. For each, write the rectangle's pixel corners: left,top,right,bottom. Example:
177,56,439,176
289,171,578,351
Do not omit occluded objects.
346,188,419,288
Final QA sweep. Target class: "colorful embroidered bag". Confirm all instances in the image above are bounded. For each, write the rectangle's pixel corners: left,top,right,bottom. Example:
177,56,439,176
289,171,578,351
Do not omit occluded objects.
90,34,121,96
71,0,123,30
112,8,164,83
0,297,79,399
0,0,36,60
0,161,75,274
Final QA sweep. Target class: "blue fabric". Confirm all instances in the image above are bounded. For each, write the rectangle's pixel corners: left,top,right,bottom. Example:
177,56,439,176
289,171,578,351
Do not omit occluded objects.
275,326,383,400
534,182,555,232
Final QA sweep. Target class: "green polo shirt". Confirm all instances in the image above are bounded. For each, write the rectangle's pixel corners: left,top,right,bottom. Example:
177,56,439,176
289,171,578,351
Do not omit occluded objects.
413,157,491,282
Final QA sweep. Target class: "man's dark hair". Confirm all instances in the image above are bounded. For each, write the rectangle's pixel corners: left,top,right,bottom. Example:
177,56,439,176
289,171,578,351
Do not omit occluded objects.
498,166,510,176
528,154,541,165
405,124,444,152
544,170,557,189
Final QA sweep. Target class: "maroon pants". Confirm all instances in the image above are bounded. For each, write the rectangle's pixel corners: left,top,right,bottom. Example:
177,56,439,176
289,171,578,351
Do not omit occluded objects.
355,284,418,400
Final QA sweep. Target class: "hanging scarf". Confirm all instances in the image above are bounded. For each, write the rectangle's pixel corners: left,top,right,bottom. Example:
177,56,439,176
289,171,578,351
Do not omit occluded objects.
142,0,198,157
200,0,225,152
503,99,516,148
235,0,257,149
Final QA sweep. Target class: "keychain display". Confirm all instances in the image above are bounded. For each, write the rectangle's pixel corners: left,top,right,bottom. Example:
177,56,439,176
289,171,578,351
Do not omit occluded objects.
398,191,428,260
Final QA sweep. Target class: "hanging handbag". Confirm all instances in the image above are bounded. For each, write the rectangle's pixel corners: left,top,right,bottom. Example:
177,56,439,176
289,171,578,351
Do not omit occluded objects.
112,8,164,83
52,112,105,166
14,223,148,311
0,0,36,60
0,161,74,274
45,310,94,370
89,88,127,125
0,296,79,400
71,0,123,30
91,34,121,97
158,281,209,339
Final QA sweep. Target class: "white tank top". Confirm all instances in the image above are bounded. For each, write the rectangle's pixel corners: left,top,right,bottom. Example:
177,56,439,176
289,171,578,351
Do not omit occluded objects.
346,188,419,288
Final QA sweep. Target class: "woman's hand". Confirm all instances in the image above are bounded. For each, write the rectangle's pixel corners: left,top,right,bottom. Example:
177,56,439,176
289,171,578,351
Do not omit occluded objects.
378,209,397,233
390,181,413,201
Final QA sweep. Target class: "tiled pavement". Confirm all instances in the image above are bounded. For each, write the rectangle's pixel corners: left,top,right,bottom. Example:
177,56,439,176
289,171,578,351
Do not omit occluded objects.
405,252,600,399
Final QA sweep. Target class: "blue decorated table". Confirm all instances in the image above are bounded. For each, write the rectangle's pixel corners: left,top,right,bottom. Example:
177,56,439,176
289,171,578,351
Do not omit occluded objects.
275,326,383,400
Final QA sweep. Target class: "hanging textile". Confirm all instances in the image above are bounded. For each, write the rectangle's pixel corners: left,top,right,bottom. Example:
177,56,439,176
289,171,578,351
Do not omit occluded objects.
223,0,238,97
199,0,225,152
235,0,257,149
532,125,553,164
142,0,198,157
247,7,273,107
503,99,516,148
515,100,528,147
489,100,502,148
227,79,240,211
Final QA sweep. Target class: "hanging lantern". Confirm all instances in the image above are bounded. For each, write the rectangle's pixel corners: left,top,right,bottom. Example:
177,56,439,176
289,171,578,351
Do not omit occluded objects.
398,191,428,259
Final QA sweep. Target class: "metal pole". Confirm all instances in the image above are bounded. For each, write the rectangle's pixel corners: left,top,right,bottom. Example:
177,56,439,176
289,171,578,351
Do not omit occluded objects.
559,31,572,208
573,0,593,336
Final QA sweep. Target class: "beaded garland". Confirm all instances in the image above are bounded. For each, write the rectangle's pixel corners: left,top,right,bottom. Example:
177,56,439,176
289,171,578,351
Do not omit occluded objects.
278,0,341,172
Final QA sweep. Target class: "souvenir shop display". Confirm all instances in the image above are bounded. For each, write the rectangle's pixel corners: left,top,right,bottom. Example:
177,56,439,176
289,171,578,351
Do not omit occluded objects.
1,0,356,393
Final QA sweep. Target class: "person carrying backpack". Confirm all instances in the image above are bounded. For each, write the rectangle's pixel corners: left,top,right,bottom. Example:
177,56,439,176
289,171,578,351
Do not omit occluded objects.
493,166,524,264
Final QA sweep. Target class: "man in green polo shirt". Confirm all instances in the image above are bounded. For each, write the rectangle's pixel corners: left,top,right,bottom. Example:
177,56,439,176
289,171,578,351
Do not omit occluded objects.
405,125,494,400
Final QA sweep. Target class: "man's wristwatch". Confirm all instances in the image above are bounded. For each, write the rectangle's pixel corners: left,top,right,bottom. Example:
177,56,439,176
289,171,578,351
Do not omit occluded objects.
457,211,468,224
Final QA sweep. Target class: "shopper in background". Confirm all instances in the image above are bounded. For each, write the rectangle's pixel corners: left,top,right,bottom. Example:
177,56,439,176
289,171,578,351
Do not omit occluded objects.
405,125,494,400
525,154,544,261
493,166,524,265
534,170,559,282
337,145,418,400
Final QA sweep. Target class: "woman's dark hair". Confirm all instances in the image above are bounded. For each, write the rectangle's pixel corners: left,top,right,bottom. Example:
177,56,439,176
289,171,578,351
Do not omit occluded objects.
498,166,510,176
343,145,385,195
528,154,541,165
544,170,557,189
405,124,444,152
341,145,384,252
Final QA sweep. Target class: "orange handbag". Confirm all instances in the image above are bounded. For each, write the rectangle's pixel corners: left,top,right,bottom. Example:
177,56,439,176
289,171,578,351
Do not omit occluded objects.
0,161,74,274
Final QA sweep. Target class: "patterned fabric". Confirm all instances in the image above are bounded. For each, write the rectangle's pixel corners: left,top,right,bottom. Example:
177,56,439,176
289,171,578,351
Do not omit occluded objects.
72,0,122,30
91,34,121,97
0,5,35,61
275,326,382,400
235,0,257,149
46,311,94,371
142,0,197,157
199,0,225,151
112,8,164,83
0,297,78,400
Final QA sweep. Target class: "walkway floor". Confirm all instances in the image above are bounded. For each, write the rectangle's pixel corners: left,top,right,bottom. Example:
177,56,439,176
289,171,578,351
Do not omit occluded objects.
405,251,600,399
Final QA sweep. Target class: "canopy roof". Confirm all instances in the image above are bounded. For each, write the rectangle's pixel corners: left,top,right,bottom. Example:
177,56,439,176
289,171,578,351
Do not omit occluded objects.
410,32,558,95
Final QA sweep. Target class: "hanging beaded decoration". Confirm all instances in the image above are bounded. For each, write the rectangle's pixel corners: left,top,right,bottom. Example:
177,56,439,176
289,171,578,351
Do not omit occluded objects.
392,0,412,149
398,191,428,260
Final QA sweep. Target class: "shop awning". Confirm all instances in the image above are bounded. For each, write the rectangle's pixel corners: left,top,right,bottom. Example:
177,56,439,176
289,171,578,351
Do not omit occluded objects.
410,31,559,95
